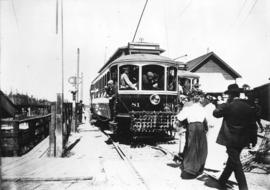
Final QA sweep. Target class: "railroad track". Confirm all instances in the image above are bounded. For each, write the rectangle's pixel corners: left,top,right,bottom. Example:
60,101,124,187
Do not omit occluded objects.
102,129,237,190
102,130,151,190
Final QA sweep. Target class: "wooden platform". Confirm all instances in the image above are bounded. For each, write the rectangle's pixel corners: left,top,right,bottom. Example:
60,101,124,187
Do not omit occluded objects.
1,134,98,182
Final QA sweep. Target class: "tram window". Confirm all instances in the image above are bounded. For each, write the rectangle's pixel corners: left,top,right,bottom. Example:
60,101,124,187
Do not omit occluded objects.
167,67,177,91
110,65,118,83
192,78,199,85
106,72,110,82
142,65,164,90
119,65,138,90
183,79,191,95
103,76,105,89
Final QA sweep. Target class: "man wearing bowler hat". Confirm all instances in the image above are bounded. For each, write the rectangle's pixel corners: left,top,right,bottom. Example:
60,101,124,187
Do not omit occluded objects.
213,84,257,190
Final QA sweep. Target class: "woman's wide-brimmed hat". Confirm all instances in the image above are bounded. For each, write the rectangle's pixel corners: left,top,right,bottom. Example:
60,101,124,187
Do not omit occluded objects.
224,83,242,94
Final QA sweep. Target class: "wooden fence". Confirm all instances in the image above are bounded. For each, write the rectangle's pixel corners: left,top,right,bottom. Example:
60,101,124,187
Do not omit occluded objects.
1,94,73,157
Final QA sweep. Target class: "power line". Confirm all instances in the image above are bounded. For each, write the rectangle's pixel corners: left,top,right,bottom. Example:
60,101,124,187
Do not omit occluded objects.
178,0,192,18
237,0,248,19
11,0,18,29
226,0,248,33
244,0,258,21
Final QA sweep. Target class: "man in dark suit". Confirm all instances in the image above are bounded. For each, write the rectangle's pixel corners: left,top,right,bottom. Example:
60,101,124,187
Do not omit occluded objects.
213,84,257,190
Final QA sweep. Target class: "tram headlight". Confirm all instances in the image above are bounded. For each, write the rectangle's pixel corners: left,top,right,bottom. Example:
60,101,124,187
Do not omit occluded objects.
150,94,160,105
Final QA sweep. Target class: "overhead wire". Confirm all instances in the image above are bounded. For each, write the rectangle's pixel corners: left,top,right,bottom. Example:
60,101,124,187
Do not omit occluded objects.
237,0,248,18
225,0,258,37
11,0,18,27
178,0,192,18
225,0,248,34
243,0,258,23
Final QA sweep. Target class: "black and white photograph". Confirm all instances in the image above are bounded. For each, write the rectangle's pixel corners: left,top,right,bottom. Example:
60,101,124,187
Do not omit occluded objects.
0,0,270,189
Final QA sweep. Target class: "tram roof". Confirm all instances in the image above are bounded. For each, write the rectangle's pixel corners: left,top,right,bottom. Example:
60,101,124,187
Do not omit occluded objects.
98,42,166,73
112,53,182,65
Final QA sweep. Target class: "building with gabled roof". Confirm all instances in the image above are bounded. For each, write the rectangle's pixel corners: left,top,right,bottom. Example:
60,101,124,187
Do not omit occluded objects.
186,51,241,93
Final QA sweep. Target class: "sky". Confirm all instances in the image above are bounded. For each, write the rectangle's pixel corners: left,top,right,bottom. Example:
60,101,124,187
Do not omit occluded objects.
0,0,270,103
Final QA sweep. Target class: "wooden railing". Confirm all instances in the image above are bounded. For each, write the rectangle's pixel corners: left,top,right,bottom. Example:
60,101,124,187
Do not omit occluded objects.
1,114,51,156
1,96,73,157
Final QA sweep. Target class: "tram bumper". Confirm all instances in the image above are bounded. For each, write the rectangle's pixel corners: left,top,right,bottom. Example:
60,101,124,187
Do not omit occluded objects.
129,111,177,136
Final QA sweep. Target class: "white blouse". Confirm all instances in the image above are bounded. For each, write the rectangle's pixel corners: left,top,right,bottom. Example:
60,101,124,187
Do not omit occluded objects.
177,103,207,123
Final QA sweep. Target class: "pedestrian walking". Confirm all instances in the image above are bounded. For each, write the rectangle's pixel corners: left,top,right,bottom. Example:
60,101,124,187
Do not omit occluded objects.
177,92,208,179
213,84,257,190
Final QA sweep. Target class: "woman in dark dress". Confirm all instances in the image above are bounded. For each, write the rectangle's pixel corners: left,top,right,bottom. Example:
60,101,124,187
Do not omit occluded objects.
177,93,208,179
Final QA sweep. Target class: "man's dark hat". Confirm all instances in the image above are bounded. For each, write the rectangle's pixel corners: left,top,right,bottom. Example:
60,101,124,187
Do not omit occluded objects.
224,83,242,94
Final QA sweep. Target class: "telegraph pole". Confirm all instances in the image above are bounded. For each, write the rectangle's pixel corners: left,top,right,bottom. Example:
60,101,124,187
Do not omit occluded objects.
76,48,80,103
80,72,83,101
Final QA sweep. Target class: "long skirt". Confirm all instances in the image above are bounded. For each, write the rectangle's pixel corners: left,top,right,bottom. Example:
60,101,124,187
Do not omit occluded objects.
183,122,208,176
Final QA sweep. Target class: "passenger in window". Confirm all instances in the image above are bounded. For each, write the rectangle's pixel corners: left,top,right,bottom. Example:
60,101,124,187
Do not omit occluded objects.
178,79,184,94
168,68,176,91
183,79,191,95
142,71,159,90
120,67,137,90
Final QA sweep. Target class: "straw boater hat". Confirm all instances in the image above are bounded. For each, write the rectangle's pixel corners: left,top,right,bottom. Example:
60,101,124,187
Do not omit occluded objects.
224,84,242,94
147,71,154,78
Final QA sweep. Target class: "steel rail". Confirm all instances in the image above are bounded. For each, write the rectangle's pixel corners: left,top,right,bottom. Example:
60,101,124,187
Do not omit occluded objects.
102,131,151,190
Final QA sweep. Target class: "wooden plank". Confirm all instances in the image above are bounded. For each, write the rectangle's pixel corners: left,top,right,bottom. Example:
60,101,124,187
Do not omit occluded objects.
2,137,49,171
2,158,97,181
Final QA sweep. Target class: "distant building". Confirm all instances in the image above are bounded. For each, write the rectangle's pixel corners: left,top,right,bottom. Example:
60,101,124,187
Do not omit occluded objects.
186,52,241,94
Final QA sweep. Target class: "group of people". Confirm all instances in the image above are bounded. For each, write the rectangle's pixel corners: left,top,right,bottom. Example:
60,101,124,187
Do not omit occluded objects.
176,83,260,190
119,66,177,91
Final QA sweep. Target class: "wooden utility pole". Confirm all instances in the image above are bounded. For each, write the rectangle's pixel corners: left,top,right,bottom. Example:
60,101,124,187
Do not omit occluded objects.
76,48,80,102
80,72,83,101
49,104,56,157
55,93,63,157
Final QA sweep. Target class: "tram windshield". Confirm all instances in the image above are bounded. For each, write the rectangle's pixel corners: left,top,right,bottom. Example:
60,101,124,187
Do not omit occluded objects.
142,65,164,90
119,65,139,90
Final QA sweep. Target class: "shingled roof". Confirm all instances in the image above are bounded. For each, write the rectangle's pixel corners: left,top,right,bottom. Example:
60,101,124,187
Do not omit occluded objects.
186,52,241,79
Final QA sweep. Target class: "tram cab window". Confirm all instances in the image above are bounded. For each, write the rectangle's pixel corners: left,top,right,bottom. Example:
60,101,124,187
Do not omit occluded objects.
119,65,138,90
142,65,164,90
167,67,177,91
